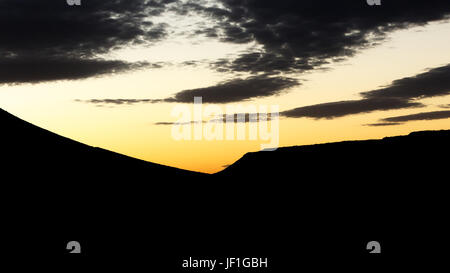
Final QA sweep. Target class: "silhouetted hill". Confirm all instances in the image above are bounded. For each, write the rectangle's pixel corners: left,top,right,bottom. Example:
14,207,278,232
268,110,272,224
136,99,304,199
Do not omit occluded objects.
1,108,203,180
1,107,211,260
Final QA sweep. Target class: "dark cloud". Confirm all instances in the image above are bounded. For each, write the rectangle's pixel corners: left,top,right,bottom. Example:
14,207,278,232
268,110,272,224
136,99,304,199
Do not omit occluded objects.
167,75,298,103
79,75,298,105
282,64,450,119
83,60,450,112
83,75,299,105
4,0,450,84
362,64,450,100
365,122,404,127
154,122,177,125
176,0,450,74
439,104,450,109
0,0,175,57
154,120,205,126
281,98,422,119
0,0,175,84
212,53,328,74
0,58,150,85
154,112,275,127
76,98,153,106
81,75,299,105
381,110,450,123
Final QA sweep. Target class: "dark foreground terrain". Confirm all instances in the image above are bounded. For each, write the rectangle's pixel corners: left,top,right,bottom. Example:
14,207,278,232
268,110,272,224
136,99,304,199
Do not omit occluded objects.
1,108,448,271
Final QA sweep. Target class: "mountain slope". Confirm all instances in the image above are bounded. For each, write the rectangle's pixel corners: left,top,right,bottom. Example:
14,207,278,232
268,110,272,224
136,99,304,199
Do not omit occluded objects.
1,107,207,232
1,108,203,181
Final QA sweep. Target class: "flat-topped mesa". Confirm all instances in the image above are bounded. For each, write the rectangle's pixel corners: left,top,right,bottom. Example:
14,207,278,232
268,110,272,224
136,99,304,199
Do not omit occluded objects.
217,129,450,179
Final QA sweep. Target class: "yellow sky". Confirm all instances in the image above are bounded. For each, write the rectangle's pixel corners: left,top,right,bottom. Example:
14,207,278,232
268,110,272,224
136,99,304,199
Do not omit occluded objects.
1,21,450,174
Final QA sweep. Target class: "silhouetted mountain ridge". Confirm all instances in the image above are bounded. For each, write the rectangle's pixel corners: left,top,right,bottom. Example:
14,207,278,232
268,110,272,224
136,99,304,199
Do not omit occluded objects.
218,129,450,179
1,108,203,179
3,107,448,181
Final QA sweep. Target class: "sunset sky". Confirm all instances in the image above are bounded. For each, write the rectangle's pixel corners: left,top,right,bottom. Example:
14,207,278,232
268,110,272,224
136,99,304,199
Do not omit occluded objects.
1,0,450,173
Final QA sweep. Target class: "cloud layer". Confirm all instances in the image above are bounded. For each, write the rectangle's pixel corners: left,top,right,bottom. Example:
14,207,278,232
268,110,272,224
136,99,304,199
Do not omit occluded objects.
165,75,298,103
282,98,422,119
362,65,450,100
366,110,450,126
281,64,450,119
176,0,450,74
0,58,149,85
0,0,175,84
79,75,298,105
381,110,450,123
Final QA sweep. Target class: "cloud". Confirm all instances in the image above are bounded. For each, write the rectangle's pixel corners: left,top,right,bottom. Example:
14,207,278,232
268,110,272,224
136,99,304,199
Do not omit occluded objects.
175,0,450,74
154,120,205,125
281,98,422,119
81,61,450,123
281,64,450,119
0,58,150,85
154,112,274,126
362,64,450,100
77,98,153,106
0,0,175,84
79,75,298,105
364,122,404,127
381,110,450,123
166,75,298,103
439,104,450,109
4,0,450,84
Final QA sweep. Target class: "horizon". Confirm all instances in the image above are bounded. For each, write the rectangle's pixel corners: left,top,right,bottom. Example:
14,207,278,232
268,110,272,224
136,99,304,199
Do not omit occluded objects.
1,0,450,173
2,106,449,175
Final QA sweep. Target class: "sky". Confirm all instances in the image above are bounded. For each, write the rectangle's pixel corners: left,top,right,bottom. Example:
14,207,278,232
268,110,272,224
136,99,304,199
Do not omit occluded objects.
1,0,450,173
